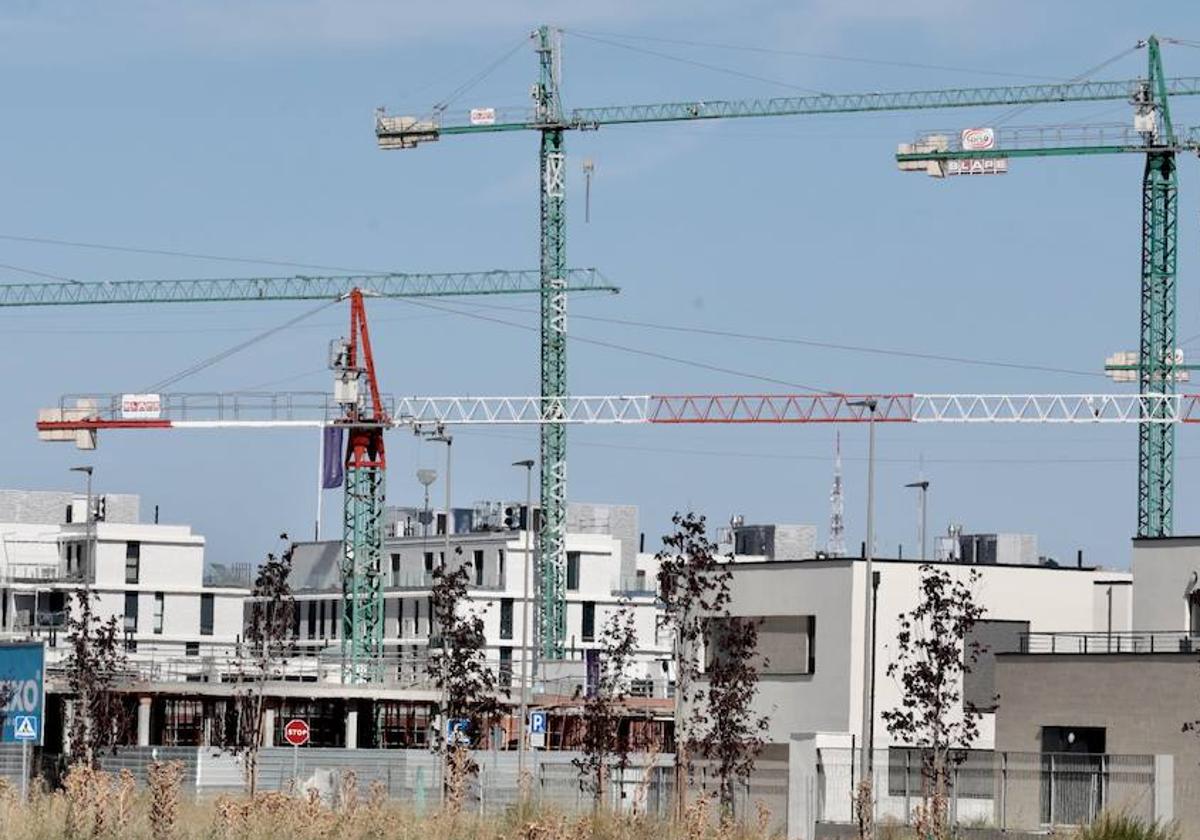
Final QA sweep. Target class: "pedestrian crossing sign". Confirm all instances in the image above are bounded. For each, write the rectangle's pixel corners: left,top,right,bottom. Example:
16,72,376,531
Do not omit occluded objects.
13,716,37,741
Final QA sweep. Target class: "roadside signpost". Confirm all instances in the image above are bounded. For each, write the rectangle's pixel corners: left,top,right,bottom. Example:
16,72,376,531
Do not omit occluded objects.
0,642,45,799
529,710,547,749
283,719,309,783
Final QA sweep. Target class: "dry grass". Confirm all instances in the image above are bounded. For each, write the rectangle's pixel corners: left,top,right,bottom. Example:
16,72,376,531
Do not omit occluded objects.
0,773,783,840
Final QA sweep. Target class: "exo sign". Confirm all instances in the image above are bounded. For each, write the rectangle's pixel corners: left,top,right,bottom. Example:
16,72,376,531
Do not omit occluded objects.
0,642,44,745
121,393,162,420
960,127,996,151
283,719,310,747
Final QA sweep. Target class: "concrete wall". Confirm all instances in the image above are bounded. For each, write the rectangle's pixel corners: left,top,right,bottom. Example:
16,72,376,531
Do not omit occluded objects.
995,654,1200,835
1132,537,1200,631
724,560,858,737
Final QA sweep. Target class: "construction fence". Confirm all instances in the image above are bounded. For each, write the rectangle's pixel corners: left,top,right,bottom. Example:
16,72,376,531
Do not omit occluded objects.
812,748,1162,832
0,746,788,832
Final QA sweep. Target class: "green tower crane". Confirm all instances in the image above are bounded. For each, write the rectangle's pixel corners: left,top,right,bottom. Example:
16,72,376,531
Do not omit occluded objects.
375,29,1200,655
16,266,616,680
895,36,1197,536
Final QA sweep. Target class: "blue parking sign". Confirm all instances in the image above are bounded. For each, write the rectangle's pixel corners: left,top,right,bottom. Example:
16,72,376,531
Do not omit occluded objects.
529,711,547,734
0,642,44,746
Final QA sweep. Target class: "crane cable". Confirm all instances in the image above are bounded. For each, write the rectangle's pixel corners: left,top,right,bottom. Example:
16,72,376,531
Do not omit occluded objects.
143,298,340,393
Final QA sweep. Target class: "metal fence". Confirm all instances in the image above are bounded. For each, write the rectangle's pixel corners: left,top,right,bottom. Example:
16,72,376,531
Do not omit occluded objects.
816,748,1157,831
0,745,786,831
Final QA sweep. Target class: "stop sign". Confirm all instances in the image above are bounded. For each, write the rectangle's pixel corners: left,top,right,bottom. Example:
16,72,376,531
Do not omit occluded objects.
283,719,310,747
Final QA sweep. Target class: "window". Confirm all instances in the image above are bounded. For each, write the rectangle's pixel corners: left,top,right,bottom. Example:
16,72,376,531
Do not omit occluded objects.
124,592,139,632
474,550,485,586
498,550,505,586
319,600,327,638
635,569,647,591
500,598,514,640
200,593,214,636
582,601,596,642
391,553,401,586
707,615,815,675
436,513,447,535
65,505,73,523
185,641,200,657
499,646,513,689
307,600,317,639
424,552,435,574
567,552,580,591
153,592,164,635
125,541,141,584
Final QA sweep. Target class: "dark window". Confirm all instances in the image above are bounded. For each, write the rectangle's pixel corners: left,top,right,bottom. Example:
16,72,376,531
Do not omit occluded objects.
318,600,327,638
582,601,595,641
65,505,73,523
474,550,485,585
1038,727,1107,824
436,513,447,535
499,646,513,689
424,552,434,573
391,553,401,585
125,541,141,584
498,550,505,585
153,592,164,635
567,552,581,591
185,642,200,657
200,594,214,636
124,592,139,632
500,599,514,640
307,600,317,639
635,570,647,591
331,600,340,639
707,615,815,675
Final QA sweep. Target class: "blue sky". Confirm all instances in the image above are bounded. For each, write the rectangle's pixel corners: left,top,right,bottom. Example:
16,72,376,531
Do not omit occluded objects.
2,2,1199,569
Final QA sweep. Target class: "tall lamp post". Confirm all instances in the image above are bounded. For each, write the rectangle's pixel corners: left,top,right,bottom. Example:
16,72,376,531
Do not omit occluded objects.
424,428,452,806
512,458,535,782
904,480,930,562
848,399,878,790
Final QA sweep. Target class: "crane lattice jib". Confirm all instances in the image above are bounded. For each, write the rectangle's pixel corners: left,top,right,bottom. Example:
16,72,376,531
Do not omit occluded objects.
0,269,616,307
376,76,1200,141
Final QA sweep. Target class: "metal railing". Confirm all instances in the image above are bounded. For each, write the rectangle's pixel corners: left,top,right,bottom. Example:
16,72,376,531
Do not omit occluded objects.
1020,630,1200,654
816,748,1156,831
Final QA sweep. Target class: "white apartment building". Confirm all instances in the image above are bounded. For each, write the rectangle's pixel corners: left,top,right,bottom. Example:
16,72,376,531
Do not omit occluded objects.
710,533,1132,751
288,501,670,695
0,489,248,664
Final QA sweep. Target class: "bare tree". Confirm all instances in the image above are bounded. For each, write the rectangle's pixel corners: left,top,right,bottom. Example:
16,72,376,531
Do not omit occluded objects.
64,589,130,767
881,564,988,840
574,599,639,807
700,615,769,813
225,535,295,794
427,562,501,782
656,511,733,818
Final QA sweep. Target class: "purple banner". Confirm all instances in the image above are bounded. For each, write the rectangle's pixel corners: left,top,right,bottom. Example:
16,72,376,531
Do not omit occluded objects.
322,426,344,489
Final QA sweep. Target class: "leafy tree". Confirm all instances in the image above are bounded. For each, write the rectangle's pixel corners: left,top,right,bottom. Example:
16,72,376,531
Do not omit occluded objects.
64,589,130,767
226,535,295,794
427,561,501,783
881,564,989,840
574,599,638,807
656,511,733,818
699,615,769,812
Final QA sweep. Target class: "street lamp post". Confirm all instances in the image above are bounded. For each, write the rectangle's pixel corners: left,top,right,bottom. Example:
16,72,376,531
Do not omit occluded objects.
904,480,930,562
848,399,878,791
424,429,452,806
512,459,535,784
